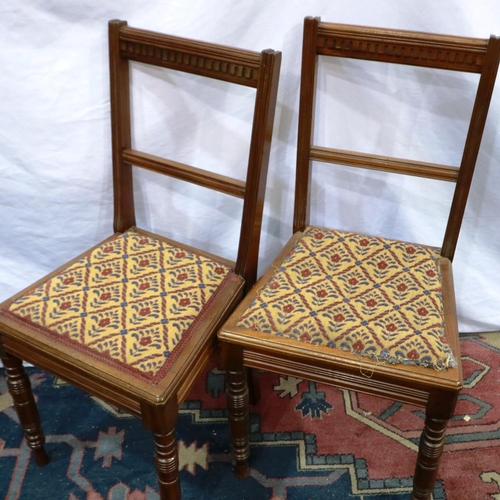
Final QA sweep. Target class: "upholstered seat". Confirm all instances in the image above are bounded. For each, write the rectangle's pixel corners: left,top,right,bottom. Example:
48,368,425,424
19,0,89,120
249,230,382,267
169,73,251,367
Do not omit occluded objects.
235,226,456,371
5,229,236,383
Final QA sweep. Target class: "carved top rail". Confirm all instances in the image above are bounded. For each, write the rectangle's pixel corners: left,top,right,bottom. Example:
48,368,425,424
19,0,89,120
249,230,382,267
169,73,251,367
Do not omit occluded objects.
119,25,262,87
317,22,490,73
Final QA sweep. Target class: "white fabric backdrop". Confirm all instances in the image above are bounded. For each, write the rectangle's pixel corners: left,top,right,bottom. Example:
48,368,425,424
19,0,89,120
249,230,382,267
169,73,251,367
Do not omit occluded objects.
1,0,499,333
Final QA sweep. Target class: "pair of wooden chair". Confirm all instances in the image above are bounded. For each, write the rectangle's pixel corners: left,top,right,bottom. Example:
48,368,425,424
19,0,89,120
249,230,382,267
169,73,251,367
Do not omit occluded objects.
1,16,499,500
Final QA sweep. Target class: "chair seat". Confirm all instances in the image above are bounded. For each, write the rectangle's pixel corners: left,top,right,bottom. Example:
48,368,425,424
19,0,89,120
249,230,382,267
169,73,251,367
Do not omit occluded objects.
2,229,235,385
235,226,456,371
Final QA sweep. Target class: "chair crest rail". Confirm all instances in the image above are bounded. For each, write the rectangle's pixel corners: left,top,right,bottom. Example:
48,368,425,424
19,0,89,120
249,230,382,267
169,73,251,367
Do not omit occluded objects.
119,26,262,87
317,22,490,73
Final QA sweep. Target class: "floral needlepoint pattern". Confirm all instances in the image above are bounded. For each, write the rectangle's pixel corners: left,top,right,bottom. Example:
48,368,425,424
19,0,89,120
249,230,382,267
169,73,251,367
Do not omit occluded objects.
236,227,456,370
4,230,234,384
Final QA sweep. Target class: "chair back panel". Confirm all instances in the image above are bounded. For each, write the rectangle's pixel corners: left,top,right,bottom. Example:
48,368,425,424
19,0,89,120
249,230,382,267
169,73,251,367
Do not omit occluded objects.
295,16,500,261
108,20,281,289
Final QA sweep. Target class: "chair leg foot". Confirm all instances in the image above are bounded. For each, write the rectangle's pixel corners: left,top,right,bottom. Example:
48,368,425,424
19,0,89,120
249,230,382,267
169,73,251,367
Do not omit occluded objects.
411,415,448,500
235,460,251,478
141,400,181,500
226,359,250,476
0,347,49,466
33,447,50,467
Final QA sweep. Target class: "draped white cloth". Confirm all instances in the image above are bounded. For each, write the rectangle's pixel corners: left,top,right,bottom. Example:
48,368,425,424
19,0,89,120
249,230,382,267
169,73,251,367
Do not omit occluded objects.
1,0,499,333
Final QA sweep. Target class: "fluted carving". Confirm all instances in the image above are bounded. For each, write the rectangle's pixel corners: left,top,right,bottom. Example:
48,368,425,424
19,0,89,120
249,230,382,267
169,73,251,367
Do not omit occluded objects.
119,40,260,86
316,26,488,73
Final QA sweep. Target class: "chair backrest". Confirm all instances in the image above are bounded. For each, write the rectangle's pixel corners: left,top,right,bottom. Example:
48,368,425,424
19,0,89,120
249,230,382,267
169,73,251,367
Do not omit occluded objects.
294,16,500,261
108,20,281,289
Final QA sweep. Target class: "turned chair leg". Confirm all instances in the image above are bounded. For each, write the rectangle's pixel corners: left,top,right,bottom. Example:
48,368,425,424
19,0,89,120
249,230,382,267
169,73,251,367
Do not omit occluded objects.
223,345,250,477
0,345,49,466
411,415,449,500
141,400,181,500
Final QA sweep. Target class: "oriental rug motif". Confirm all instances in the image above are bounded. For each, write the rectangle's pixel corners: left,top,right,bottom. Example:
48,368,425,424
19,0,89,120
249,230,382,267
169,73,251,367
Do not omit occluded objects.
0,333,499,499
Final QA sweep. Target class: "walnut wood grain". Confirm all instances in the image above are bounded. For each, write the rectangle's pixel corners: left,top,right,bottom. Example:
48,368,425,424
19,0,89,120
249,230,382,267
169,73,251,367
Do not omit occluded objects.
0,344,49,466
310,146,460,182
123,149,246,198
317,22,489,73
109,20,135,233
119,25,261,87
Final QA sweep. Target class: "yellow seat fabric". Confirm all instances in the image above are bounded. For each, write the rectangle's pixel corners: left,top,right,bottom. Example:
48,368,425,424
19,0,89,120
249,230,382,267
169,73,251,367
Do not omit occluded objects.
5,229,234,384
235,226,456,370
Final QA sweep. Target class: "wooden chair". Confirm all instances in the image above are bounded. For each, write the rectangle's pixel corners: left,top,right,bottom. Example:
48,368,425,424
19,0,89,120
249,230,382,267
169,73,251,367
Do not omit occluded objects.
218,16,500,500
0,20,280,500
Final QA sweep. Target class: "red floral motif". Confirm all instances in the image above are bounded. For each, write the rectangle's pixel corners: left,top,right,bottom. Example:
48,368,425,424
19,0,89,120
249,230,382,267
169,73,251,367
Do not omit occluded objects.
215,267,225,275
178,273,188,281
301,269,311,278
99,318,110,328
348,278,358,286
60,302,71,310
377,261,388,270
317,290,327,298
139,283,150,290
417,307,428,316
407,349,420,359
179,298,190,307
100,292,111,301
283,304,294,313
139,259,149,267
139,239,149,245
269,282,280,290
103,246,113,253
334,313,344,322
314,232,324,239
359,239,369,247
397,283,407,292
175,252,185,259
140,336,152,346
352,340,364,352
366,299,377,307
139,307,150,316
440,336,448,344
62,277,74,285
331,254,341,263
386,323,397,332
426,270,436,277
102,268,113,276
300,333,311,342
406,247,416,254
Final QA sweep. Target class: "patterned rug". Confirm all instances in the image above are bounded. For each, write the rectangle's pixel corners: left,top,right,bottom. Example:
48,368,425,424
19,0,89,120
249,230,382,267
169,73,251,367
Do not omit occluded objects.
1,333,499,499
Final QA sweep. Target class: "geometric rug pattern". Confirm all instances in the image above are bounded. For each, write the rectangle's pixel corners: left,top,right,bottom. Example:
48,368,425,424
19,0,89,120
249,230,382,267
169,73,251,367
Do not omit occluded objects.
1,333,499,499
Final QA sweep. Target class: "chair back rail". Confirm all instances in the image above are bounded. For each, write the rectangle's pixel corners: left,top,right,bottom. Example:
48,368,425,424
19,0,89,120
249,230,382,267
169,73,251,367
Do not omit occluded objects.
294,16,500,261
109,20,281,289
316,23,489,73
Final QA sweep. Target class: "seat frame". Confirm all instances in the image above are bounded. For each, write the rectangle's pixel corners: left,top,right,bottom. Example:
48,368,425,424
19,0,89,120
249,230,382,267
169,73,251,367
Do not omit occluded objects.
0,20,280,500
219,16,500,500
